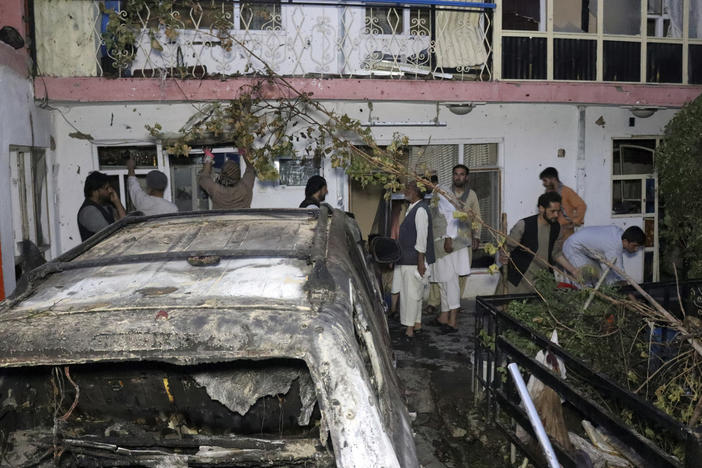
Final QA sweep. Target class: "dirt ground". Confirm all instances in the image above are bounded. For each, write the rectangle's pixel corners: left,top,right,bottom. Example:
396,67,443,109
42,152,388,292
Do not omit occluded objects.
389,300,513,467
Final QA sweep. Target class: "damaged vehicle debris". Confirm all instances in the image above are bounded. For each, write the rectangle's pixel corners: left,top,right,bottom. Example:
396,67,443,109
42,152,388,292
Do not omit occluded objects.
0,206,418,467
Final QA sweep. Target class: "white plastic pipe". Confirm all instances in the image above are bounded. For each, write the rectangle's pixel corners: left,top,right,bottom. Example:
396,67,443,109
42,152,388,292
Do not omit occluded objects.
507,362,560,468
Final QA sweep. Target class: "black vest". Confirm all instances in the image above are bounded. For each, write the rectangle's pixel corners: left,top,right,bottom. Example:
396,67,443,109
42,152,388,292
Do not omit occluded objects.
77,199,115,242
507,214,560,286
398,200,435,265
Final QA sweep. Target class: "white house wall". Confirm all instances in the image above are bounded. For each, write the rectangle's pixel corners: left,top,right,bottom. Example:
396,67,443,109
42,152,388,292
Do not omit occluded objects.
47,100,677,296
0,60,51,296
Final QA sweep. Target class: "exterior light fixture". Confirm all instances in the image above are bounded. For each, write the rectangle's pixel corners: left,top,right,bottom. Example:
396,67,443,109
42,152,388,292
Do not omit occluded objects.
625,106,664,118
442,102,485,116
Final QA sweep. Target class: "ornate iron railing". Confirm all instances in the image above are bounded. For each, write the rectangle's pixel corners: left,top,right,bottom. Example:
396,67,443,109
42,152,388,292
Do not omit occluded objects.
33,1,493,80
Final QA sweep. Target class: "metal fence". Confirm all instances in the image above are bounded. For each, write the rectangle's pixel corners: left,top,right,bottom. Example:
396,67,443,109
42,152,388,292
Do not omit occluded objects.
474,280,702,468
33,1,493,80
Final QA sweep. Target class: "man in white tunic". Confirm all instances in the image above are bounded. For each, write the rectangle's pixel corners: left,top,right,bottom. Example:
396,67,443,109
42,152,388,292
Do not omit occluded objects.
433,164,480,331
392,181,435,339
126,157,178,216
563,225,646,285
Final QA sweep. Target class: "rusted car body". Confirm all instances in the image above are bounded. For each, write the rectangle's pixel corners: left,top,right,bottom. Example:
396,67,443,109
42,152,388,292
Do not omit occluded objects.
0,207,418,467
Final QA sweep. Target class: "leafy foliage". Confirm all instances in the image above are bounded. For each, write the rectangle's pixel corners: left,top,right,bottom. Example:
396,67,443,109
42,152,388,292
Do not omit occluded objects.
502,272,701,456
656,94,702,278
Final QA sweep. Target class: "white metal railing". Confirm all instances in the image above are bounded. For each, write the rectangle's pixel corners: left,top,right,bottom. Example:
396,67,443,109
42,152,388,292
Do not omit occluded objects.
34,1,493,81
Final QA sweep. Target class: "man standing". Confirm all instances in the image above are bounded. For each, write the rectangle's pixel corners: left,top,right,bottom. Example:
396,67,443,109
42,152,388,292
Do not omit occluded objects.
539,167,587,239
498,192,579,294
299,175,328,208
563,225,646,285
393,180,435,339
199,148,256,209
126,158,178,216
77,171,126,241
433,164,480,330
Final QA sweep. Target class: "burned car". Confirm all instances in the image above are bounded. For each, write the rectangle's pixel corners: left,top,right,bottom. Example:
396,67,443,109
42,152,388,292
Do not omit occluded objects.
0,206,418,467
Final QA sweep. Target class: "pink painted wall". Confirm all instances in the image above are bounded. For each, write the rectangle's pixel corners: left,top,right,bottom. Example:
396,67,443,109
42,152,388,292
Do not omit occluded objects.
36,77,702,108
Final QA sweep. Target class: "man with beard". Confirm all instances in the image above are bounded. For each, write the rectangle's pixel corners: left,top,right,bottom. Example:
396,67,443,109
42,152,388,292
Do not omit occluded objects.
77,171,126,241
199,148,256,209
497,192,579,294
539,167,586,239
432,164,480,331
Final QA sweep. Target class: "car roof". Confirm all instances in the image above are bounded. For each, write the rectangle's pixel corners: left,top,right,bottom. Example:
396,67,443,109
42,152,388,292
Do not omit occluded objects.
0,208,348,367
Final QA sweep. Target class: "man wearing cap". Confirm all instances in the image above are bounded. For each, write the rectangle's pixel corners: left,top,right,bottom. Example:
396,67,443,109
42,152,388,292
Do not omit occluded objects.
126,157,178,216
299,175,328,208
199,148,256,209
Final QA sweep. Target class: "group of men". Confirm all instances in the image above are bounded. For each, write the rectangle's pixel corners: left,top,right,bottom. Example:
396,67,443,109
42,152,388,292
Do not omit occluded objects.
393,165,646,339
77,148,327,241
77,152,646,339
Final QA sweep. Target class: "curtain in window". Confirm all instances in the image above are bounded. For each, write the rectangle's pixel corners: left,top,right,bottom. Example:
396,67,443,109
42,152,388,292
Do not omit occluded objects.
664,0,683,38
435,2,487,69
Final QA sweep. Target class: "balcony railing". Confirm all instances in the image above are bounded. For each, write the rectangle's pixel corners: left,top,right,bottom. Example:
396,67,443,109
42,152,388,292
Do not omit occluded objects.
33,1,493,81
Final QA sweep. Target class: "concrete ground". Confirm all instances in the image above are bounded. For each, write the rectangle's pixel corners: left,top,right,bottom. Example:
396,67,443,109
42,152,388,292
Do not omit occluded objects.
389,299,511,468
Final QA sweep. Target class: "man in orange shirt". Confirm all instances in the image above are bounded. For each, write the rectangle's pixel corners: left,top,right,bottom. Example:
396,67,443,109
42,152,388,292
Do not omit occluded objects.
539,167,586,239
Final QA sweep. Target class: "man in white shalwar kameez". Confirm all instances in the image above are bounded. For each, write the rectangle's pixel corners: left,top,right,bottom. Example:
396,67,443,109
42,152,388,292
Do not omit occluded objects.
432,164,481,331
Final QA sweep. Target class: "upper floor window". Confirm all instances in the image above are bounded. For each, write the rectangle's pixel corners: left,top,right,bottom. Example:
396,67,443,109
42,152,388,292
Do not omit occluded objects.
365,6,430,35
239,1,282,31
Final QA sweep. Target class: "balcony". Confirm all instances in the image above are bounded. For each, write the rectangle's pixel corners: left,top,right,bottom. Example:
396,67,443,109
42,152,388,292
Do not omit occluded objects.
33,1,494,81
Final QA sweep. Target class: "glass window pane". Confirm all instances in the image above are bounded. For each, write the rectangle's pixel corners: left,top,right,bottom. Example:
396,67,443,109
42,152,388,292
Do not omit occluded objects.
647,42,682,83
644,251,654,282
409,8,431,36
126,174,148,213
240,1,281,31
604,0,641,35
503,0,543,31
98,146,158,169
690,45,702,84
554,38,596,80
613,140,655,175
170,155,209,212
365,7,403,34
644,218,655,247
502,37,547,79
648,0,682,38
468,170,499,244
277,159,318,186
645,178,656,214
612,180,642,215
603,41,641,81
554,0,597,33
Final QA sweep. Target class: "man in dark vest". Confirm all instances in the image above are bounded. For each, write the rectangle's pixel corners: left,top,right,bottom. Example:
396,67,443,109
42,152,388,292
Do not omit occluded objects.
392,180,435,339
497,192,578,294
77,171,126,241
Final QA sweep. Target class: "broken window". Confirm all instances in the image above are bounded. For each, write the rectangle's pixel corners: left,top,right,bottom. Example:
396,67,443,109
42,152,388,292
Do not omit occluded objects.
9,148,50,284
604,0,642,35
502,0,545,31
554,0,598,33
97,145,162,214
465,144,501,267
612,139,656,215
